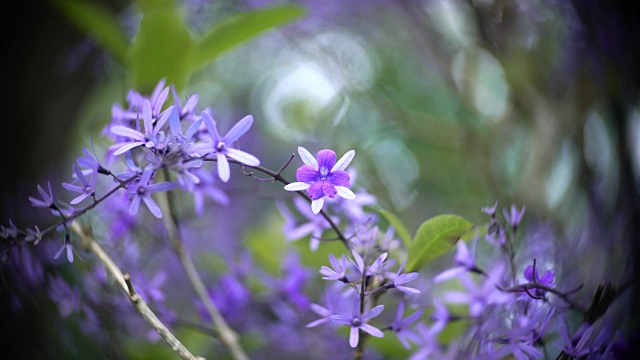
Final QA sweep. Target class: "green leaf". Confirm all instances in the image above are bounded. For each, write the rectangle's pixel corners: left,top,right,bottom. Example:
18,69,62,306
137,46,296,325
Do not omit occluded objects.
374,208,412,249
406,214,473,272
191,5,306,69
53,0,129,64
128,7,193,91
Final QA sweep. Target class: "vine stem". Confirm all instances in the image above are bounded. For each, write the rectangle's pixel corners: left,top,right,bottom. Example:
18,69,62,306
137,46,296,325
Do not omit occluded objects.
159,169,249,360
70,221,204,360
201,155,350,250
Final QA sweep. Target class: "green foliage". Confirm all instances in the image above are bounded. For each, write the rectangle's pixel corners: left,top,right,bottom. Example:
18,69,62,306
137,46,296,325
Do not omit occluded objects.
374,207,413,248
191,5,306,70
244,214,287,275
53,0,305,91
52,0,128,63
406,214,473,272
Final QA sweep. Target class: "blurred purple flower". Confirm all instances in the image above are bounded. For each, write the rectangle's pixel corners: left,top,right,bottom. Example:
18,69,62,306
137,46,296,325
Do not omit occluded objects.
28,181,55,209
329,294,385,348
391,301,423,349
522,263,555,298
201,112,260,182
277,198,339,251
284,147,356,214
320,254,350,282
504,204,526,229
62,165,96,205
126,168,175,219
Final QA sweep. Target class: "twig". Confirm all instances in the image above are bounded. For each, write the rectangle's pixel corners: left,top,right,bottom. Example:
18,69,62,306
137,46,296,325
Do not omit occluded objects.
70,221,204,360
159,169,249,360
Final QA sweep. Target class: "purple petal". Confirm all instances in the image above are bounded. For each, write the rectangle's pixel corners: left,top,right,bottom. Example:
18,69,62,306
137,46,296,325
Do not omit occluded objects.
217,153,230,182
298,147,318,169
524,265,534,282
62,183,84,193
349,327,360,348
146,182,176,193
225,148,260,166
539,269,555,285
111,126,145,141
70,193,91,205
168,106,182,138
360,324,384,338
321,181,338,199
183,93,199,114
142,100,154,134
306,318,329,328
223,115,253,144
351,294,360,317
329,315,352,325
66,244,74,263
296,165,320,184
361,305,384,322
184,119,202,140
150,79,166,106
72,165,89,187
202,112,220,143
287,223,316,240
153,87,169,116
129,195,141,215
328,170,350,187
434,267,466,283
142,196,163,218
317,150,337,172
397,285,421,294
113,142,144,156
310,303,332,317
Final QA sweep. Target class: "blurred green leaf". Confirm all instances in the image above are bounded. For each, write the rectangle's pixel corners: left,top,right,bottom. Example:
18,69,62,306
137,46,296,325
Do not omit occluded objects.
244,215,287,275
191,5,305,70
129,7,193,91
406,214,473,272
53,0,128,63
374,208,412,249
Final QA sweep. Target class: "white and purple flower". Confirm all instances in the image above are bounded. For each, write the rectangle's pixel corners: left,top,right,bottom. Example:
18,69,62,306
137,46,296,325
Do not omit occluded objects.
284,147,356,214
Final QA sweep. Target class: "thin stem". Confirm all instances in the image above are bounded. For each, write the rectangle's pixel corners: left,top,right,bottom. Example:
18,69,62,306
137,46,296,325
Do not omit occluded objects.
498,282,586,313
159,169,249,360
70,221,204,360
354,259,368,360
201,156,350,249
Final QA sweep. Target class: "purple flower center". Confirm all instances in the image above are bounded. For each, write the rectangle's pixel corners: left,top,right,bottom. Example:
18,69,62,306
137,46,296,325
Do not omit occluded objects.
137,187,146,195
216,142,226,151
351,318,362,327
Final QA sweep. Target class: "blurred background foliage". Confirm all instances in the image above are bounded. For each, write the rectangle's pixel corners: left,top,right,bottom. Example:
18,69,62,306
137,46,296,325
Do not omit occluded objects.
3,0,640,358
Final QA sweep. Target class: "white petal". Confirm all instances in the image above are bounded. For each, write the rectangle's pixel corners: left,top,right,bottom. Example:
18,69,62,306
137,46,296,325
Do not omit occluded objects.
298,146,318,170
284,182,310,191
311,197,324,214
217,153,230,182
331,150,355,172
335,186,356,200
225,148,260,166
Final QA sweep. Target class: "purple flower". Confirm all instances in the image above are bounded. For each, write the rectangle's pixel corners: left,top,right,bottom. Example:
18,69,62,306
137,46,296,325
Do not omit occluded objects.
171,85,199,122
127,169,175,218
306,303,333,328
62,165,96,204
392,302,423,349
25,226,43,245
109,100,173,155
522,264,555,298
54,234,74,263
386,261,420,294
201,112,260,182
191,169,229,216
277,197,339,251
28,181,55,209
503,204,526,228
320,254,350,282
284,147,356,214
329,294,385,348
434,241,480,283
557,323,594,358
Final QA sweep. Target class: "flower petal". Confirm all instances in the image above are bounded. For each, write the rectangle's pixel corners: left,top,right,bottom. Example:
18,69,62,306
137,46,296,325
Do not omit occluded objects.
225,148,260,166
317,149,337,172
142,100,154,134
142,196,163,218
296,165,320,184
306,182,325,200
202,112,220,143
113,142,144,156
329,315,352,325
311,198,324,214
217,152,230,182
331,150,355,172
284,182,311,191
328,170,350,187
349,327,360,348
223,115,253,144
360,324,384,338
111,126,145,141
168,106,182,138
335,186,356,200
298,147,318,169
361,305,384,322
